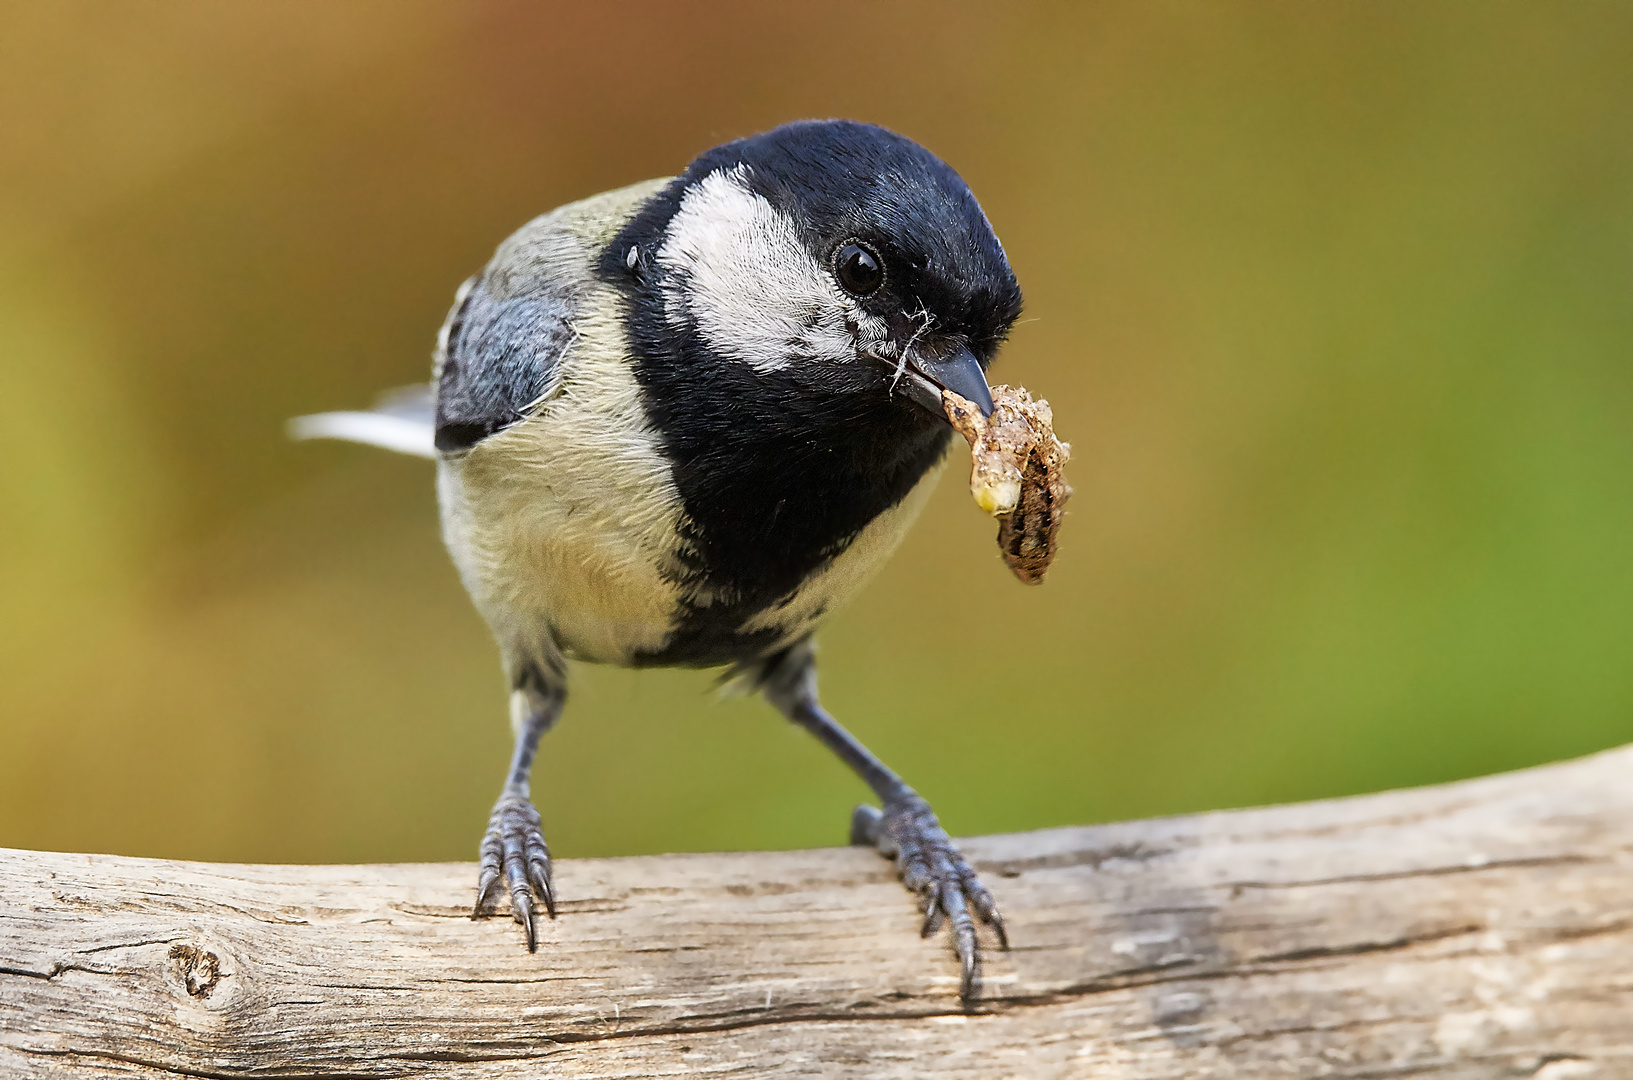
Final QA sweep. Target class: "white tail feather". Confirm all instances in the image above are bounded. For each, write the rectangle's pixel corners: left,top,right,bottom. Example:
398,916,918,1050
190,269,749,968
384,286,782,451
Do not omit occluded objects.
288,411,436,459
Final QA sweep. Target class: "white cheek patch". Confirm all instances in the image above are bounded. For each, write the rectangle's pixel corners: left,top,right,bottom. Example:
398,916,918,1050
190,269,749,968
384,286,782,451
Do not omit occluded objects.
658,166,856,374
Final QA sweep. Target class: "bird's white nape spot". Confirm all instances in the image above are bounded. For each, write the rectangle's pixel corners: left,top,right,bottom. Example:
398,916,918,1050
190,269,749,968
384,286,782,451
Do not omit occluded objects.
626,244,639,270
657,165,855,374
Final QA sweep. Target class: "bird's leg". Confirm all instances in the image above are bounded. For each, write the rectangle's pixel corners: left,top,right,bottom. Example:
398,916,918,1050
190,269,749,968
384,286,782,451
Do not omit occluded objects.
757,643,1006,1002
472,675,564,951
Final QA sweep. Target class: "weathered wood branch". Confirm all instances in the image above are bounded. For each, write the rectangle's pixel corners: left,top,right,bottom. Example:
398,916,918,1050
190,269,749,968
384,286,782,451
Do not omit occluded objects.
3,747,1631,1078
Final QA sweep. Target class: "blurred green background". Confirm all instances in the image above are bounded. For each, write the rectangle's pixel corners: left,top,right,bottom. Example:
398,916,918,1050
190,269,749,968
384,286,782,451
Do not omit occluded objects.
3,2,1631,865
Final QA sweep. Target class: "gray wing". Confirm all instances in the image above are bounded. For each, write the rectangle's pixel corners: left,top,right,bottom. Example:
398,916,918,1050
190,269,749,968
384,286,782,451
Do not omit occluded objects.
433,274,575,452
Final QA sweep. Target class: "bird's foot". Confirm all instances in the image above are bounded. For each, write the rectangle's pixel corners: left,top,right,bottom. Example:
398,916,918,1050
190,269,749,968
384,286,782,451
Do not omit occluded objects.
473,795,555,950
851,793,1007,1002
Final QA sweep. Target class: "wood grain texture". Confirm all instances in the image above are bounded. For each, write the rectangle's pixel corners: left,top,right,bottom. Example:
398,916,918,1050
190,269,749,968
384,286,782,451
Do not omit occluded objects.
4,746,1632,1078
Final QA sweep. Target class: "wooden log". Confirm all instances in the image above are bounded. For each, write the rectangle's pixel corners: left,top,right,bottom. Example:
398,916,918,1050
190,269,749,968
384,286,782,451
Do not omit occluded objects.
3,746,1631,1078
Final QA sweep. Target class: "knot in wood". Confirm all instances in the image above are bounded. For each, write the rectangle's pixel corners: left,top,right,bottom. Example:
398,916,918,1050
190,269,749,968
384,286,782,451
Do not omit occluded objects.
168,943,222,998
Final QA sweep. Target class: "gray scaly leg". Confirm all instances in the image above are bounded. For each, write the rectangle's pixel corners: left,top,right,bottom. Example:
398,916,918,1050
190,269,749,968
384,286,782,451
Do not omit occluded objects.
756,642,1007,1002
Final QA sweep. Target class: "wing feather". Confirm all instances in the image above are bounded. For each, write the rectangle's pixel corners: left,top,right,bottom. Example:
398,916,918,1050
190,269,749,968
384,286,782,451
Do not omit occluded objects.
433,276,573,452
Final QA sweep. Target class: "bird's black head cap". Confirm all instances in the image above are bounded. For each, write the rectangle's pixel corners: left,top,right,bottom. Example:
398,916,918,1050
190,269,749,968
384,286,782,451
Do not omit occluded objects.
689,119,1022,363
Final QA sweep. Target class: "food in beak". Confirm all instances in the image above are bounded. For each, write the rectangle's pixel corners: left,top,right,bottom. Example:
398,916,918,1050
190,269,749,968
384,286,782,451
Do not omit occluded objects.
943,385,1072,585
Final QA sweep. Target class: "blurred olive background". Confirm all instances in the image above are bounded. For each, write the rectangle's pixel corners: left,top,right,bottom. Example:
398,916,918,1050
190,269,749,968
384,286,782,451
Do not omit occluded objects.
3,2,1631,865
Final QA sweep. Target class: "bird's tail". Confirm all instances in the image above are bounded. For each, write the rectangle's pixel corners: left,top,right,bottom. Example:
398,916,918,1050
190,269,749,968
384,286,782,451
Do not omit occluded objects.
288,384,437,459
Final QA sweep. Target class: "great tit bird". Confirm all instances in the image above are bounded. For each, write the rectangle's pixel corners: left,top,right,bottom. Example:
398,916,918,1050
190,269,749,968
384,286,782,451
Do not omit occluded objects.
294,119,1024,999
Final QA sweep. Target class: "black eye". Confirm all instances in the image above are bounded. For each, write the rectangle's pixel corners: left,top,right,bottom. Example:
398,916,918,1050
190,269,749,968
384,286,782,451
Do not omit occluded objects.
835,243,883,296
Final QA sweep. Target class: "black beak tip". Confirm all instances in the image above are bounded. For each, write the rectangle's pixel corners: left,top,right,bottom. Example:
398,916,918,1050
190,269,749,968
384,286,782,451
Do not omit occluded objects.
917,348,995,418
967,379,997,418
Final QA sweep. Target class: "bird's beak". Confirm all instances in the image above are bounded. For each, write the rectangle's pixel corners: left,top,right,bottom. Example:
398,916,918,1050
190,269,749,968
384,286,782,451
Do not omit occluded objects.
899,346,995,419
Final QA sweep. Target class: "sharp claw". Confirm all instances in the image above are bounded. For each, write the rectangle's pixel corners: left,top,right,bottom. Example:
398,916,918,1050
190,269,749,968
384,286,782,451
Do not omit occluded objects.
529,858,556,920
957,930,978,1003
989,909,1010,951
540,880,557,921
920,886,946,937
512,886,537,952
950,905,979,1002
473,869,502,917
